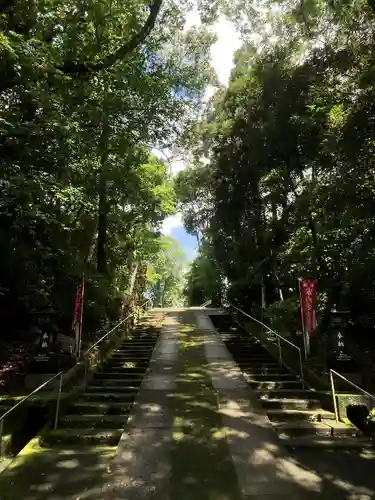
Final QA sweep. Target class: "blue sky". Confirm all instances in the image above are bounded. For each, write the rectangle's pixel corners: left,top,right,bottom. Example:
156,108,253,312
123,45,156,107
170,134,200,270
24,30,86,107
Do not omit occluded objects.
161,16,241,263
170,227,198,260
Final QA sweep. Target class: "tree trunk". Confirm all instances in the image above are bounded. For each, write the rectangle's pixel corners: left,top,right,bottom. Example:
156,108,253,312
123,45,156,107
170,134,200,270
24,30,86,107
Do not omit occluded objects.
270,199,284,301
128,262,139,296
195,232,201,249
161,280,166,308
97,115,109,274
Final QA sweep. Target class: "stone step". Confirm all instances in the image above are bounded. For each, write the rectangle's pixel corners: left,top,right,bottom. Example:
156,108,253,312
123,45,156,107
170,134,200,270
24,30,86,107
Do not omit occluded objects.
224,341,264,347
243,373,297,382
119,336,157,341
86,385,140,393
107,357,150,363
92,377,143,386
99,369,147,376
125,335,158,340
225,349,272,357
236,360,278,366
238,362,282,369
109,353,151,359
235,357,273,363
273,421,356,439
114,345,156,351
266,409,335,422
261,398,321,411
79,392,137,402
111,349,154,355
256,389,318,399
110,356,152,361
59,414,128,429
224,343,268,349
280,436,371,449
98,367,148,373
223,338,262,344
241,367,289,375
225,346,270,353
247,380,303,390
108,355,150,361
94,371,146,379
126,340,157,344
67,401,134,415
40,428,122,447
219,334,248,341
105,360,150,366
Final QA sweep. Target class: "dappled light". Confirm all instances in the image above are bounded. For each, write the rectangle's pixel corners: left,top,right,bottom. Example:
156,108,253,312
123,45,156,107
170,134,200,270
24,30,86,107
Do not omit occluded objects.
2,0,375,498
1,309,375,499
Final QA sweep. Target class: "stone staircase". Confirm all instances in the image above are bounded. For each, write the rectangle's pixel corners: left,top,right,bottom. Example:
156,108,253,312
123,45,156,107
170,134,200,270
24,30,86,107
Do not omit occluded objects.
210,314,369,449
40,313,162,447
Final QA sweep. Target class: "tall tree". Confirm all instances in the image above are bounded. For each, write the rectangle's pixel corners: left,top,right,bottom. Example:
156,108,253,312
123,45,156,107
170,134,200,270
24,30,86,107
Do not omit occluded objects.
0,0,217,340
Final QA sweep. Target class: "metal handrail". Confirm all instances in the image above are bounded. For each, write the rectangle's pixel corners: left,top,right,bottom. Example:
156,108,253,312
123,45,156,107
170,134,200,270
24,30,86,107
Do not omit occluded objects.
0,370,63,455
85,298,152,355
85,313,133,356
0,297,152,456
329,369,375,423
200,300,212,308
226,301,304,387
83,298,152,376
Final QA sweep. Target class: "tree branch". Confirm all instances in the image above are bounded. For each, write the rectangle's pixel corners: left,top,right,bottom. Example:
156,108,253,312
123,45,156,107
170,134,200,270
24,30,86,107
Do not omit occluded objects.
61,0,163,75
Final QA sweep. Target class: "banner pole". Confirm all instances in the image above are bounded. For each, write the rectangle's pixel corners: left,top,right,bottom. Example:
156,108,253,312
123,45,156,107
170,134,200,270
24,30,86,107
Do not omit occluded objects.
78,274,85,359
299,278,309,359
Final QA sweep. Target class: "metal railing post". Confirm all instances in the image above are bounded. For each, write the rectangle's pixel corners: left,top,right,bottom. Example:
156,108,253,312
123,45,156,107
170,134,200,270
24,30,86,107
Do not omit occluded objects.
298,348,305,389
330,369,340,423
0,370,64,457
277,337,282,367
226,301,306,388
0,418,4,456
0,298,152,458
54,372,63,430
99,346,103,371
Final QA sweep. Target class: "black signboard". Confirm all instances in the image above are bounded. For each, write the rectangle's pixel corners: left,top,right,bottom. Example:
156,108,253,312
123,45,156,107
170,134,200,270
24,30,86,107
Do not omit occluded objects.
334,331,351,362
327,310,358,372
34,353,50,363
34,332,52,363
39,332,51,350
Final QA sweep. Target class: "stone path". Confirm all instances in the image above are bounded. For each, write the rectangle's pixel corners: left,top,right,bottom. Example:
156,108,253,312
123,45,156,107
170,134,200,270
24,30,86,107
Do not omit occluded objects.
1,308,375,499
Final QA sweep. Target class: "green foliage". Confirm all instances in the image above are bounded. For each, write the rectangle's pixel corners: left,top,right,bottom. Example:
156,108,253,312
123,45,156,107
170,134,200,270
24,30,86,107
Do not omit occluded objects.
180,0,375,353
148,236,187,307
184,242,222,306
0,0,217,341
263,297,301,337
174,163,213,244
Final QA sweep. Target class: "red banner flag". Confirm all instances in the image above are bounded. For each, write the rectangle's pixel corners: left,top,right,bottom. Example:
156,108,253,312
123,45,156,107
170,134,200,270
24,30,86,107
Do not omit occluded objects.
72,282,84,329
72,277,85,357
299,278,317,337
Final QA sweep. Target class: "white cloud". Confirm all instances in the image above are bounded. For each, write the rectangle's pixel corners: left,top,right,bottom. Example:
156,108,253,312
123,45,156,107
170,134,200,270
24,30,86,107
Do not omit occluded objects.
204,84,216,102
153,14,241,174
161,212,183,235
185,11,242,87
160,13,242,258
170,158,186,174
152,147,186,175
210,18,242,86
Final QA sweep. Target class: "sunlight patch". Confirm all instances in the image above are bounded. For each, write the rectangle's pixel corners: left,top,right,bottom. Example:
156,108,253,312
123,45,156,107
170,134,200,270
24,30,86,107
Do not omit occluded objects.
56,458,80,469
